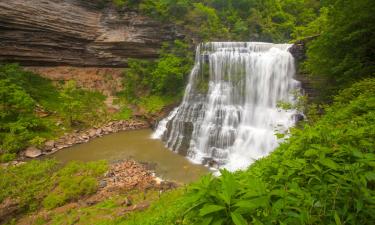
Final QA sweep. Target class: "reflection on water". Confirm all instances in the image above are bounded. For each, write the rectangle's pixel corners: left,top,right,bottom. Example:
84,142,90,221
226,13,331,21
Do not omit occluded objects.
47,129,208,183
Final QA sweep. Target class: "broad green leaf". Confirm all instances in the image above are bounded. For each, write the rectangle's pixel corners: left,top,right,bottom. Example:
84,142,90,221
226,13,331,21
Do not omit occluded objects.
312,164,322,172
211,218,225,225
201,216,213,225
231,212,248,225
220,169,237,204
364,171,375,181
199,204,225,217
334,211,342,225
319,158,339,170
269,189,285,197
304,149,319,157
235,196,269,211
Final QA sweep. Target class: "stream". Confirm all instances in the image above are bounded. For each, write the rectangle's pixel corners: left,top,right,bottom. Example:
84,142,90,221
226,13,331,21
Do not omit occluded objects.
47,129,209,183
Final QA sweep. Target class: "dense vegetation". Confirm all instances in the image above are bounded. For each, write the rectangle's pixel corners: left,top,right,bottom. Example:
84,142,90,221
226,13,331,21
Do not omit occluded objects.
0,160,107,215
109,0,321,42
104,0,375,224
0,64,108,161
304,0,375,97
117,40,193,114
112,78,374,225
110,0,323,108
0,0,374,224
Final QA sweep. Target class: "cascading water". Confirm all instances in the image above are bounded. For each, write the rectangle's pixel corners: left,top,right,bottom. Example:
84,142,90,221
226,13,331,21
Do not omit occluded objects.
152,42,300,171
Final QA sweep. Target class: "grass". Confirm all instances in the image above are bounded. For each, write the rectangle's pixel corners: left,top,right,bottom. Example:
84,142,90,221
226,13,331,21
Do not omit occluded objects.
0,160,108,218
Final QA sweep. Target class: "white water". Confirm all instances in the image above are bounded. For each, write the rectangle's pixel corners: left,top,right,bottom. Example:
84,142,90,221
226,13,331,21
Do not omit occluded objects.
152,42,300,171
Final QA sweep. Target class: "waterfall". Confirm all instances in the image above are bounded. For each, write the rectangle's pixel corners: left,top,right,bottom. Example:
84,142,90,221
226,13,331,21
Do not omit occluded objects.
152,42,300,171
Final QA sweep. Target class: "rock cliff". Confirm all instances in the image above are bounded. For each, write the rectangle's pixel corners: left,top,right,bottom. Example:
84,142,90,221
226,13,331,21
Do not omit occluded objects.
289,36,320,101
0,0,179,67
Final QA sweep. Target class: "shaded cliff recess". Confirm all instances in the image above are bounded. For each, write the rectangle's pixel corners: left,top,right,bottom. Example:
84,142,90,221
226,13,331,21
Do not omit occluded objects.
0,0,179,67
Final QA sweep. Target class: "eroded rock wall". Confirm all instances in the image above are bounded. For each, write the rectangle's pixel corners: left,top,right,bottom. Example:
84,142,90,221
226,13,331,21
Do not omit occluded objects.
0,0,178,67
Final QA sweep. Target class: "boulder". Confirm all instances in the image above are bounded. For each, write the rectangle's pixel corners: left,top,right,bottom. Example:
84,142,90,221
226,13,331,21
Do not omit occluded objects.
96,128,102,136
24,147,42,158
89,129,96,137
44,140,55,151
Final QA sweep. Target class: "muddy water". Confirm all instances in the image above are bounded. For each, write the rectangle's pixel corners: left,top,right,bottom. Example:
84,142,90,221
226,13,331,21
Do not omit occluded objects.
48,129,209,183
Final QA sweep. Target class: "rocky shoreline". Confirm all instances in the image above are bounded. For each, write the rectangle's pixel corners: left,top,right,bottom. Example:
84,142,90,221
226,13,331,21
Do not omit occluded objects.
1,160,179,224
22,120,149,159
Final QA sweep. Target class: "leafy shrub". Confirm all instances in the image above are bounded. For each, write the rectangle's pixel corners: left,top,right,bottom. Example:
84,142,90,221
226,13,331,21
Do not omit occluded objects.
0,153,16,162
182,78,375,224
118,0,322,42
42,161,108,209
125,79,374,225
118,40,192,114
139,95,169,114
0,160,108,214
113,106,133,120
305,0,375,98
0,160,58,210
59,80,107,127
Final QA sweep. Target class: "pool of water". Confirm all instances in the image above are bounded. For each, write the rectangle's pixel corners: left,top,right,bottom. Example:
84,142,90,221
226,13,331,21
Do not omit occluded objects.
47,129,209,183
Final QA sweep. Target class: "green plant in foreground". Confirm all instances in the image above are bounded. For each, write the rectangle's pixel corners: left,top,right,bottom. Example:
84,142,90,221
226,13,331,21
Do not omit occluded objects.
184,170,266,225
183,78,375,225
0,160,108,217
123,78,374,225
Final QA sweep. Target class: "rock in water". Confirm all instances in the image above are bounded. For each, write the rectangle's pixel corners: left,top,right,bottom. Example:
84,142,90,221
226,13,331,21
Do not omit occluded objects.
24,147,42,158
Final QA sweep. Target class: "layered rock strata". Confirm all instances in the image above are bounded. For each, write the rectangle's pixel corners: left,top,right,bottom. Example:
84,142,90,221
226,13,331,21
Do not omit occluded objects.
0,0,178,67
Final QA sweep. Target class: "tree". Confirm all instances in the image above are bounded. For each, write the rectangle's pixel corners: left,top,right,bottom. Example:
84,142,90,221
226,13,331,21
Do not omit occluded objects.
59,81,85,127
0,79,35,120
305,0,375,97
59,80,107,127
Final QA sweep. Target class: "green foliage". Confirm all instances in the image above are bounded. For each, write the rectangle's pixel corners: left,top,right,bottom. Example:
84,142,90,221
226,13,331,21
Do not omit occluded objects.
0,64,50,153
43,161,107,209
0,153,16,163
28,136,47,149
113,106,133,120
0,160,108,213
59,80,107,127
184,2,229,40
122,79,375,224
0,64,61,111
292,7,329,40
139,95,176,114
0,160,58,211
118,40,192,114
304,0,375,97
0,64,109,155
182,78,375,224
115,189,187,225
125,0,322,42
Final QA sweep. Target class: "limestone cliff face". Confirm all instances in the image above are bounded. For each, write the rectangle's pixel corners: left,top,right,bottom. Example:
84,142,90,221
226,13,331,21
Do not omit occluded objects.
0,0,179,67
289,36,320,101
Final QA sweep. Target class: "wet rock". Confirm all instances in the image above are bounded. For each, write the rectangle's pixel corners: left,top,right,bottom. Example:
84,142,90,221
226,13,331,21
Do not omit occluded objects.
96,129,103,136
24,147,42,158
89,129,96,137
0,198,20,223
293,113,305,123
44,140,55,151
120,197,133,207
99,180,107,189
202,157,219,169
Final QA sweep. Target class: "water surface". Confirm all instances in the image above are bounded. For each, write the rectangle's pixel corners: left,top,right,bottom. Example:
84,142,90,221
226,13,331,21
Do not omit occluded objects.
48,129,208,183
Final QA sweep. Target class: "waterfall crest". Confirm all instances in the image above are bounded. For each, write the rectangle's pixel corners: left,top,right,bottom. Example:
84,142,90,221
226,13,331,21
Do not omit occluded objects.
152,42,300,171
